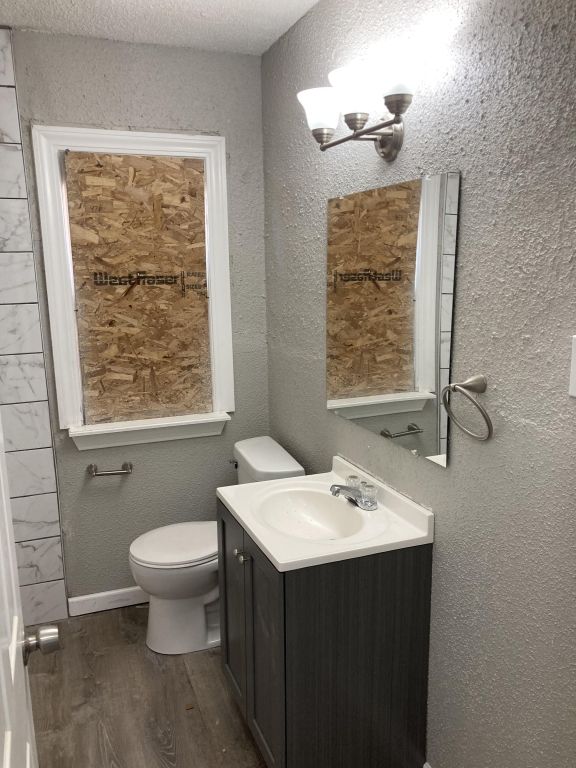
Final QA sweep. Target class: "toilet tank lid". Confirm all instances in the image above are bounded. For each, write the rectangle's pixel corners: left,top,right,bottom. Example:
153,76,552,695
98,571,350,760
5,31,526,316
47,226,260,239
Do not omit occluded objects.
233,436,304,480
129,521,217,567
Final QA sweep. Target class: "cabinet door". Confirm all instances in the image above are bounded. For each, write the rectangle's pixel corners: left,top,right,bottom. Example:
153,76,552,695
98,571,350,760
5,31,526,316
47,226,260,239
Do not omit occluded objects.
284,545,433,768
244,534,286,768
217,503,247,712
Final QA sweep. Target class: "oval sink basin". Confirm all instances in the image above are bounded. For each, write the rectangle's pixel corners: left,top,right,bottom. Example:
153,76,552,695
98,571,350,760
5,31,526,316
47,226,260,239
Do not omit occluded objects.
254,488,364,541
217,457,434,571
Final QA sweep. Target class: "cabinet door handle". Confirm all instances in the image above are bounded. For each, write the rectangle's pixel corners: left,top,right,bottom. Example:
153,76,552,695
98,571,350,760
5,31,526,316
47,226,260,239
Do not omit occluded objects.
237,552,251,564
233,548,240,557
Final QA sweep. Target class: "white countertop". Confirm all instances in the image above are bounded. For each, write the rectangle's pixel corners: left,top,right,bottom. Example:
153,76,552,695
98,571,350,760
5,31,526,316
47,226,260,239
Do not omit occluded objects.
217,455,434,571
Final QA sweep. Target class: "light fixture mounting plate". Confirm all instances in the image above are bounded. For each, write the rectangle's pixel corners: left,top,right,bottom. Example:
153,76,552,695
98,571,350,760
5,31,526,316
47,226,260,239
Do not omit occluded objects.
374,122,404,162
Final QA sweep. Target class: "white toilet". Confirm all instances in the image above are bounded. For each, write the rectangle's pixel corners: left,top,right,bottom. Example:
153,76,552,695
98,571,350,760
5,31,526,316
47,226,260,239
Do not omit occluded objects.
129,436,304,655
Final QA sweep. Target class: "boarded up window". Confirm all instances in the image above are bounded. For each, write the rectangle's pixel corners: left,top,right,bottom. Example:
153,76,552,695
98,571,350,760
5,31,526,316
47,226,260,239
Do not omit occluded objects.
64,152,212,424
326,179,422,400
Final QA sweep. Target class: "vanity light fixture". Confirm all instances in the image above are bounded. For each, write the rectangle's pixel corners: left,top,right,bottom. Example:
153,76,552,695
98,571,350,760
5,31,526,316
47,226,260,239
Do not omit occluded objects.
297,65,413,162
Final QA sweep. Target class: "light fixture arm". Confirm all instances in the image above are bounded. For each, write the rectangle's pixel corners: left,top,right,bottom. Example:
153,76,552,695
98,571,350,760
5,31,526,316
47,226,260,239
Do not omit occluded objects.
319,114,399,151
319,113,406,163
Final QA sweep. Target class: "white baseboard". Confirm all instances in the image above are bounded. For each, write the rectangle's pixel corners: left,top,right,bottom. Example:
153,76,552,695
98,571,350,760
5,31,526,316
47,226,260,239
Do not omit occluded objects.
68,585,148,616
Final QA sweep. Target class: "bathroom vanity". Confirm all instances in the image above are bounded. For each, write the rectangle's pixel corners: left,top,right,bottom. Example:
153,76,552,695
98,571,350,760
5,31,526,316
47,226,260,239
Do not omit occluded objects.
217,457,434,768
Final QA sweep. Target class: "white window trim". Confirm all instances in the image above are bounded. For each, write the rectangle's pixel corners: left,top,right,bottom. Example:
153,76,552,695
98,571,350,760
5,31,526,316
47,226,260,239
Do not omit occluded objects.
32,125,234,449
327,392,436,419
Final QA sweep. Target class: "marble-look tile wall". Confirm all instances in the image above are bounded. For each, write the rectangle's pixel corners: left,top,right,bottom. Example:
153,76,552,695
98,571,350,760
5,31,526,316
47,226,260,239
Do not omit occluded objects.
438,172,459,455
0,28,67,625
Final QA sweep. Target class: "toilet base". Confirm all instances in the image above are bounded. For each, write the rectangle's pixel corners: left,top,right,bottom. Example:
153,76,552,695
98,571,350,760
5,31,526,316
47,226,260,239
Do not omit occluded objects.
146,595,219,655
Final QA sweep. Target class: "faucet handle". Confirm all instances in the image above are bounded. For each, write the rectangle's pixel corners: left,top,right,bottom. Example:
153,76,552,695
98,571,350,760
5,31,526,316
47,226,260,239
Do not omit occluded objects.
346,475,361,489
360,482,377,507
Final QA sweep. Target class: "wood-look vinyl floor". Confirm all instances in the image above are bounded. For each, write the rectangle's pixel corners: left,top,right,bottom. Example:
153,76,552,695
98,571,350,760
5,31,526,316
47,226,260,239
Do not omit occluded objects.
28,605,266,768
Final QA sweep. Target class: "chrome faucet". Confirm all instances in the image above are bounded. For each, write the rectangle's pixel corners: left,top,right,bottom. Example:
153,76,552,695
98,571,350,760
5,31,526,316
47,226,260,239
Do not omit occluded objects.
330,484,378,511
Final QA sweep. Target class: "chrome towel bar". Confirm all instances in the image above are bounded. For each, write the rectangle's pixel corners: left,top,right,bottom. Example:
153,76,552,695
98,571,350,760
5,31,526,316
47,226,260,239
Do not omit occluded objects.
441,375,493,441
381,423,423,439
87,462,133,477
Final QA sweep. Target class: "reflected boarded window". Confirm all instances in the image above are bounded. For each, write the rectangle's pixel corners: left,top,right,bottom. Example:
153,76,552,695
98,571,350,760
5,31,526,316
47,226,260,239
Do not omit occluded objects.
64,152,212,424
326,179,422,400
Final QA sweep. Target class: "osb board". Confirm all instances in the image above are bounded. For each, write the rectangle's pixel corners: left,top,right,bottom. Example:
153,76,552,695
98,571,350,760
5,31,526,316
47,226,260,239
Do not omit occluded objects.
64,151,212,424
326,179,422,400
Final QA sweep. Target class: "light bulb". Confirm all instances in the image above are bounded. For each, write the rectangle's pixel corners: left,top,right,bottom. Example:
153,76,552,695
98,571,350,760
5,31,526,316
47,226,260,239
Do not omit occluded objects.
328,65,377,128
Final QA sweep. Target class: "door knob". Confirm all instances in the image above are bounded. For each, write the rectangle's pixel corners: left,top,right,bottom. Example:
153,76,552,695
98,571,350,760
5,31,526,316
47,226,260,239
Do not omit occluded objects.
23,624,60,666
237,553,251,564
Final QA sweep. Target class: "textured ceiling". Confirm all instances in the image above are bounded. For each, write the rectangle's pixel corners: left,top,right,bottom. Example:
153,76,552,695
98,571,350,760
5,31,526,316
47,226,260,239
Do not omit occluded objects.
0,0,320,54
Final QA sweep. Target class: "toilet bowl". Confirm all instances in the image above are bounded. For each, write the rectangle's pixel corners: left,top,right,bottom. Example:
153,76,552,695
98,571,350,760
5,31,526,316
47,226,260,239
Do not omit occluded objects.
129,521,219,655
129,436,304,655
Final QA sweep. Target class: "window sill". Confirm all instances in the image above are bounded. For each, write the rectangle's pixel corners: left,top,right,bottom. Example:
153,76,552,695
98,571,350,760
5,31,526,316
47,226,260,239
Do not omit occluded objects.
327,392,436,419
69,412,231,450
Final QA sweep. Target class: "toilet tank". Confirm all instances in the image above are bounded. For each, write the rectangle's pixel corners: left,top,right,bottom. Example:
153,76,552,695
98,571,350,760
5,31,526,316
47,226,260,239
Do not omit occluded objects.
233,436,304,484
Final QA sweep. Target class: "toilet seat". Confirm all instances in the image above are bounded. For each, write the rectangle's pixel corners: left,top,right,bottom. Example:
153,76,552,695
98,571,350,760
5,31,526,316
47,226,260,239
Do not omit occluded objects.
130,552,218,569
129,521,218,569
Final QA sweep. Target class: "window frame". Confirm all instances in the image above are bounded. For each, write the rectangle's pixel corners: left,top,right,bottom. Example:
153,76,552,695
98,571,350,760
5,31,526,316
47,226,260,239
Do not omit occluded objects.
32,125,234,449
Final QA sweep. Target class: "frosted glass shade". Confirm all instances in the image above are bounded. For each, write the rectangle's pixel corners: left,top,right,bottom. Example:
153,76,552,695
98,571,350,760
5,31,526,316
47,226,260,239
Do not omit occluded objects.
297,87,340,131
328,66,376,115
384,82,414,97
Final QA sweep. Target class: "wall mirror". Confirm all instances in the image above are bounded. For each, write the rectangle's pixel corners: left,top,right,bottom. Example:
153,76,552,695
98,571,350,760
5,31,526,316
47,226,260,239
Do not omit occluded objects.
326,172,460,467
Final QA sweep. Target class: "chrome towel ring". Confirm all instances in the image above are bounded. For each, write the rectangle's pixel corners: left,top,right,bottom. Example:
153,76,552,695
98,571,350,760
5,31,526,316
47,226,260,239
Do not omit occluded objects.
441,375,494,441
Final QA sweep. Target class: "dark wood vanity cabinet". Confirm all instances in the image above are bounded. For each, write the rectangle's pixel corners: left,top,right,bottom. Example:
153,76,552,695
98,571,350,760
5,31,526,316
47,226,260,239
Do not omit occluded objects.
217,500,433,768
218,502,285,766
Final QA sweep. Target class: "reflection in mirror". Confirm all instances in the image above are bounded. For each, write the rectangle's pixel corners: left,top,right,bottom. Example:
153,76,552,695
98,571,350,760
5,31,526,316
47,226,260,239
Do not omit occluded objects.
326,172,460,467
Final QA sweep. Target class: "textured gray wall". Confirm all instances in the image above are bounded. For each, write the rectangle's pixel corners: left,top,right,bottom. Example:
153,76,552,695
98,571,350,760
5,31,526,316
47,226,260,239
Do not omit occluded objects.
13,31,268,597
262,1,576,767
